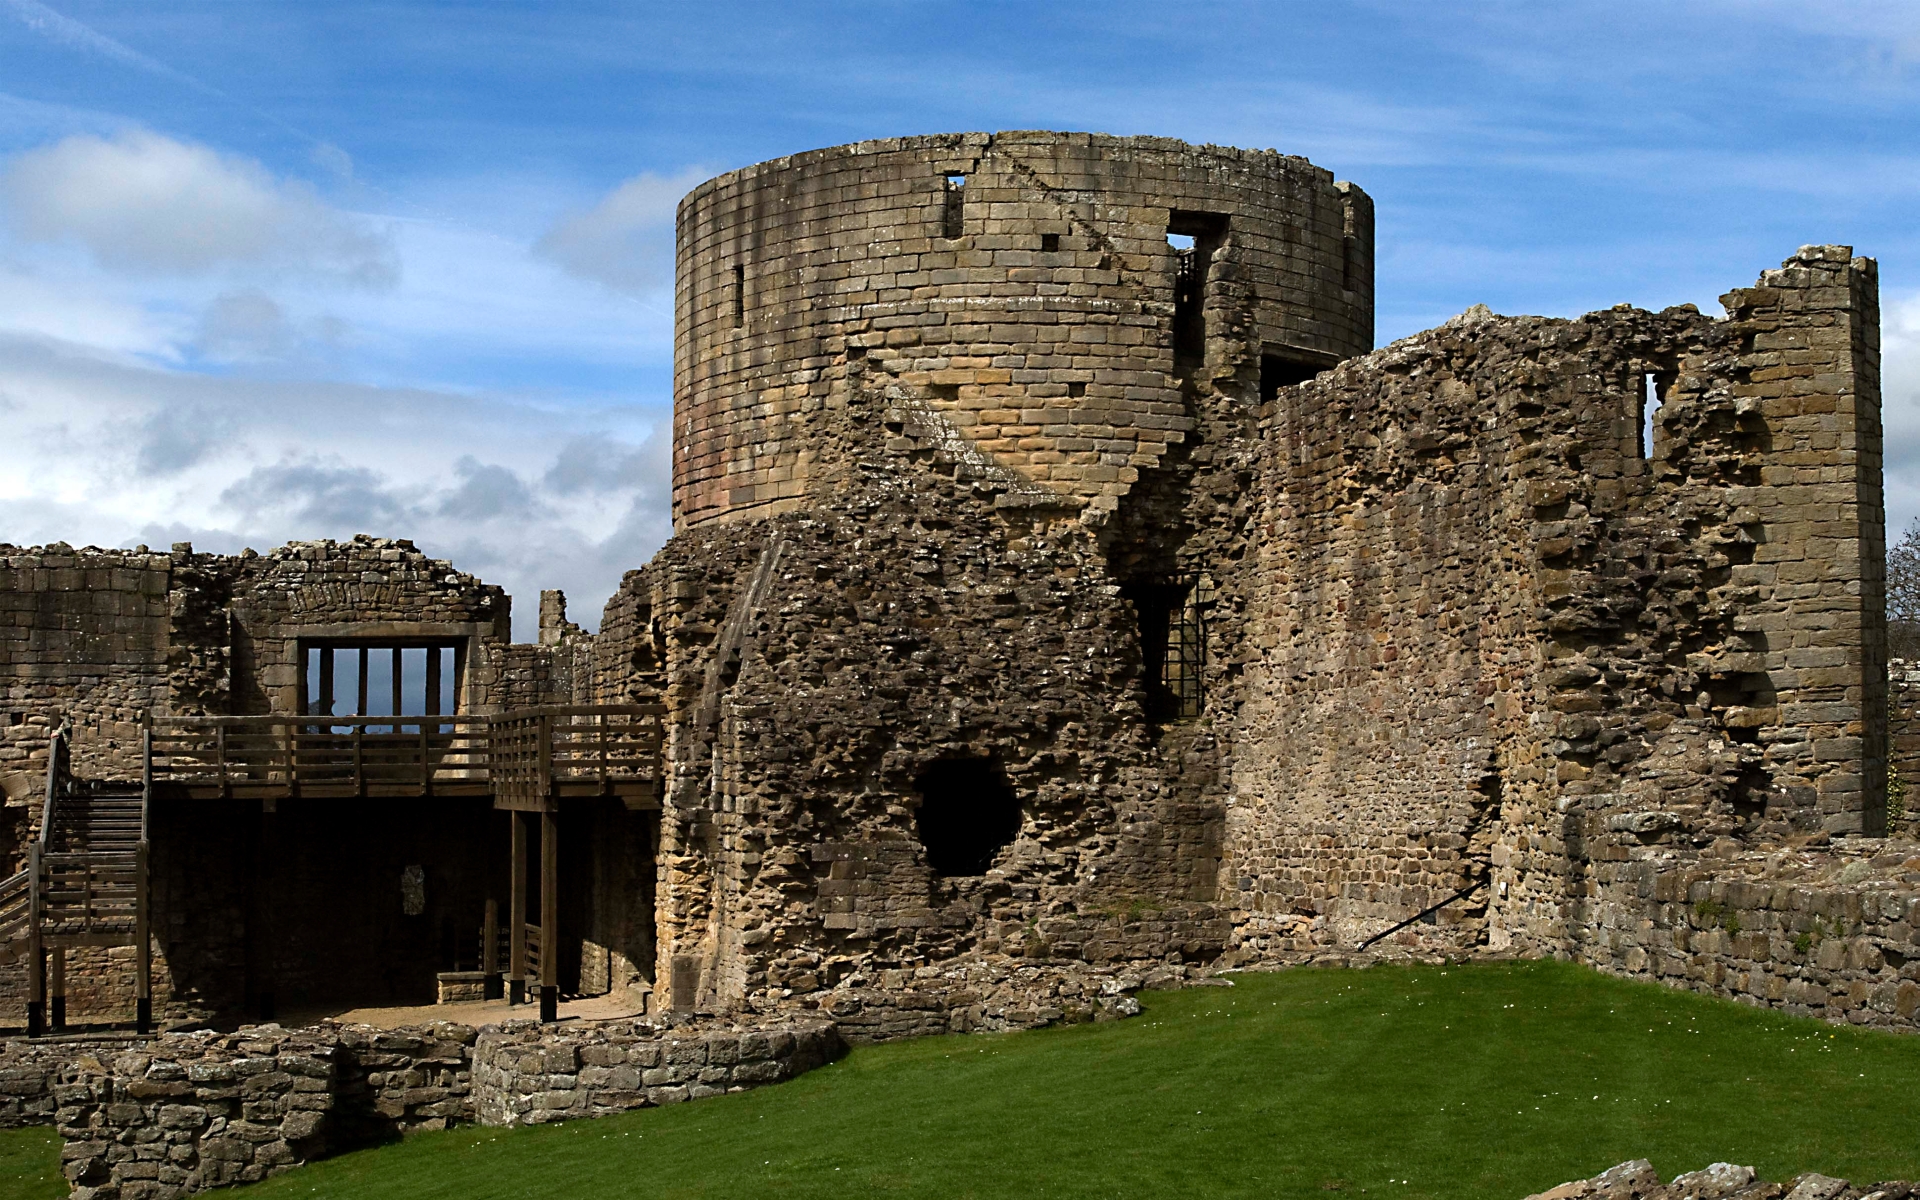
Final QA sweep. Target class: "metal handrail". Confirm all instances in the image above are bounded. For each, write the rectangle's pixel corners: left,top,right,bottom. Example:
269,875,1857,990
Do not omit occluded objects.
1357,878,1488,950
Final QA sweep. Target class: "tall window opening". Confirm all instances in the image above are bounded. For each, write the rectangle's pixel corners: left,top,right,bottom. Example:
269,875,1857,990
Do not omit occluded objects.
731,264,745,327
1168,212,1227,372
1124,573,1209,722
1639,372,1667,459
942,174,966,239
300,640,461,730
913,757,1020,876
1340,196,1361,292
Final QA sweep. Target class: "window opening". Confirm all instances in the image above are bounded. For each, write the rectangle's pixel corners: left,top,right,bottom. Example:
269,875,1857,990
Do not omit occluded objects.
1639,372,1667,459
1040,232,1060,253
913,757,1020,876
301,640,460,731
942,174,966,239
1340,196,1361,292
1260,353,1321,400
731,264,745,327
1168,213,1226,372
1125,573,1210,722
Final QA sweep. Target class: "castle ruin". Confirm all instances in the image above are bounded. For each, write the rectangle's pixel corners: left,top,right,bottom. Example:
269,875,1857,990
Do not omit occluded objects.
0,132,1907,1048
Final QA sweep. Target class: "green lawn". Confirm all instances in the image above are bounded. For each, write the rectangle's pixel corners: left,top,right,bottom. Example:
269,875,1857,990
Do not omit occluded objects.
7,960,1918,1198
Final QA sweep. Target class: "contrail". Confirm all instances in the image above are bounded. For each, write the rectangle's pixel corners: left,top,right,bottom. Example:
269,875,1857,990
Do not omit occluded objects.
2,0,341,159
2,0,226,100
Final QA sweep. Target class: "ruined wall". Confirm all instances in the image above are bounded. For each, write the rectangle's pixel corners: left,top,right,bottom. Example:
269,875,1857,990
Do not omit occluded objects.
1220,247,1885,975
0,537,537,1030
673,130,1372,529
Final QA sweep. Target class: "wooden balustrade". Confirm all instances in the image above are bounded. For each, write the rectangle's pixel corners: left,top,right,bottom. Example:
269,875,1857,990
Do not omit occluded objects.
145,705,664,807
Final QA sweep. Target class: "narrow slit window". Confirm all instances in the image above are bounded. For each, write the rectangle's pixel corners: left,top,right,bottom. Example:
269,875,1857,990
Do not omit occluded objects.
1167,213,1226,373
1341,234,1358,290
942,174,966,239
731,264,745,327
1640,372,1666,459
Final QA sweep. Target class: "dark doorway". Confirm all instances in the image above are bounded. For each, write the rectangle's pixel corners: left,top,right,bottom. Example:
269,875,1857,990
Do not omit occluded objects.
913,758,1020,876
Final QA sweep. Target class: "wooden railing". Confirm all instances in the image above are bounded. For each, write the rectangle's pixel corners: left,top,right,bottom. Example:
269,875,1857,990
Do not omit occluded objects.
488,705,665,809
146,705,663,802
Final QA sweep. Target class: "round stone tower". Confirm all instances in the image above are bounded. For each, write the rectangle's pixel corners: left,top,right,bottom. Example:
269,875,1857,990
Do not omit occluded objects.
672,130,1373,530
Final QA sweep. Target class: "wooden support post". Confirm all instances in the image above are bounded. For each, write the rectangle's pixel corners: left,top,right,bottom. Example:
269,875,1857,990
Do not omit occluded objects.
26,844,42,1038
255,807,275,1022
540,808,558,1023
49,947,65,1031
135,841,151,1034
482,896,501,1000
509,812,526,1005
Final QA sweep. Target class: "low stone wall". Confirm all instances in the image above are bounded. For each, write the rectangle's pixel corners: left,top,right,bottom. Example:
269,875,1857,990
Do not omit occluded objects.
472,1017,842,1126
54,1021,476,1198
1524,1157,1912,1199
1582,836,1920,1030
0,1037,146,1129
779,956,1161,1043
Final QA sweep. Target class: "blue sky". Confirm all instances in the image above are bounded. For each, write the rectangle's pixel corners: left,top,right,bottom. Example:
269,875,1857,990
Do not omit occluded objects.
1,1,1916,635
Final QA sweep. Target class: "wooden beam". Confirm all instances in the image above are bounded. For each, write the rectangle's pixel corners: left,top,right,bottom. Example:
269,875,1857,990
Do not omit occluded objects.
26,844,42,1037
135,841,151,1034
49,947,64,1031
540,808,558,1022
509,811,526,1005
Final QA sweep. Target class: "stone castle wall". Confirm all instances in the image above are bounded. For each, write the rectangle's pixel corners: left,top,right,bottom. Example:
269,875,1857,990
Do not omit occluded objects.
672,131,1373,529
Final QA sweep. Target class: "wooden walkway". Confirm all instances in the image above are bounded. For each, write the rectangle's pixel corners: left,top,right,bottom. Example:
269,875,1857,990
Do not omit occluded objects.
147,704,665,810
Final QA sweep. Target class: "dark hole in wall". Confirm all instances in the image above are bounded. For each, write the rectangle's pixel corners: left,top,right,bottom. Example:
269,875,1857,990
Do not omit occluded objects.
732,264,745,327
942,175,966,240
1168,212,1227,372
1260,353,1321,401
913,757,1020,876
1040,232,1060,253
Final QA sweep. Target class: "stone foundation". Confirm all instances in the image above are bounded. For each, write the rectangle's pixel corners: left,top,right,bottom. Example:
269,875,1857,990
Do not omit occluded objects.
1525,1159,1913,1199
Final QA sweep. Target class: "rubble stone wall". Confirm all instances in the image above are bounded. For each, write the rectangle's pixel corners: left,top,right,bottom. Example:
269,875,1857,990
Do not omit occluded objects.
52,1021,476,1197
672,131,1373,530
1219,247,1885,969
472,1016,841,1126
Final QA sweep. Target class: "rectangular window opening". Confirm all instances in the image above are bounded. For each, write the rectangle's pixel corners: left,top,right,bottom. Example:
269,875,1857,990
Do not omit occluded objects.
1260,353,1322,401
731,264,745,327
1639,372,1668,459
1040,232,1060,253
1168,213,1227,373
1124,573,1211,723
300,640,462,731
942,175,966,239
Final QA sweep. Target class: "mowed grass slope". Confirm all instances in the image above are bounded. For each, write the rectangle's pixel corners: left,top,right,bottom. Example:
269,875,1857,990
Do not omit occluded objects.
6,960,1919,1199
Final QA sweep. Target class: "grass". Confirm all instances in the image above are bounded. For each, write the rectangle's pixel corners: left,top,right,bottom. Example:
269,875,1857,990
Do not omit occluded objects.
8,960,1920,1198
0,1124,61,1200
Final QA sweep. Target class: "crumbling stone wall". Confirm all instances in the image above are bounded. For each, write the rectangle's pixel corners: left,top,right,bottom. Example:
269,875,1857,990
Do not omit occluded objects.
472,1015,840,1125
1219,247,1884,972
53,1021,476,1196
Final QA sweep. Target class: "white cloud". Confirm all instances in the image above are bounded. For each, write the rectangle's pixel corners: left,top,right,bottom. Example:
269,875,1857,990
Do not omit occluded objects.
0,130,397,284
0,330,671,637
535,168,707,294
1882,289,1920,539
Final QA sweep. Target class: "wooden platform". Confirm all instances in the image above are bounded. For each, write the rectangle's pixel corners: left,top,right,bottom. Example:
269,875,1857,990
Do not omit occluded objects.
147,705,665,810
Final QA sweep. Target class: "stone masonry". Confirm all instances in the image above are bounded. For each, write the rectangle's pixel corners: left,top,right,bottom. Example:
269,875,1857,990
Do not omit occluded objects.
0,134,1908,1192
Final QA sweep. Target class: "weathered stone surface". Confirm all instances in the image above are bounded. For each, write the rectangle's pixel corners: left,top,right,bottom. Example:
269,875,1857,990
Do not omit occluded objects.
1523,1161,1914,1200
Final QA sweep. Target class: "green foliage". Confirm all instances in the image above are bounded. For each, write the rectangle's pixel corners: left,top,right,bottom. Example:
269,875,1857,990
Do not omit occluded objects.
1796,931,1816,955
1725,915,1742,936
1888,773,1907,826
1694,899,1727,926
158,963,1920,1198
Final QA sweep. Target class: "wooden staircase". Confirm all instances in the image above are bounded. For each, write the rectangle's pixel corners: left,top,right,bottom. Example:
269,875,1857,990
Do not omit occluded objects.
5,729,152,1035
